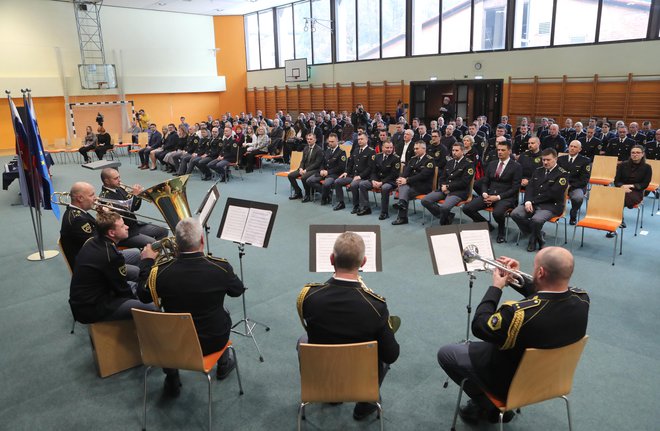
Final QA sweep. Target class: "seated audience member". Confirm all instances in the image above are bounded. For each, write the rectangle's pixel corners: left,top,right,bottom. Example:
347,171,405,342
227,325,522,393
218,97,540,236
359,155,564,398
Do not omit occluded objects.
297,232,400,421
511,149,568,252
138,123,162,169
288,133,323,202
421,142,475,225
95,127,113,160
333,132,375,212
440,125,457,151
518,137,543,190
557,141,591,225
395,129,416,166
267,118,284,155
428,130,449,173
175,127,203,176
69,211,157,324
645,129,660,160
579,125,602,161
137,217,245,396
150,123,178,170
244,125,270,173
541,124,567,153
462,141,522,242
511,124,530,156
560,118,576,143
438,248,589,425
628,122,647,145
605,126,636,162
358,140,400,219
392,142,435,225
307,133,345,205
184,128,213,177
163,125,190,173
78,125,97,163
209,126,239,182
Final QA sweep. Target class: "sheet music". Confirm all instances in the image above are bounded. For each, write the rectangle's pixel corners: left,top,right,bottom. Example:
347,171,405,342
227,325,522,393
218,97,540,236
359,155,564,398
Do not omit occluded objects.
460,229,494,272
198,191,218,226
241,208,272,247
314,231,377,273
430,234,465,275
219,205,249,243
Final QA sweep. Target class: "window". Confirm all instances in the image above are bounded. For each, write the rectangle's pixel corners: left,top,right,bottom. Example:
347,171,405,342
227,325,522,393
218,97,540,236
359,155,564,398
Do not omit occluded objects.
599,0,652,42
473,0,507,51
277,5,295,65
293,1,312,61
311,0,332,64
554,0,598,45
258,10,276,69
244,13,261,71
335,0,356,62
381,0,406,58
358,0,380,59
441,0,470,53
513,0,552,48
412,0,439,55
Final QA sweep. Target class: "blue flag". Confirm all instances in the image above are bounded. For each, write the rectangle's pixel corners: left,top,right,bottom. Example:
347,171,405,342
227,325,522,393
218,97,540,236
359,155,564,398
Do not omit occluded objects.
8,96,31,207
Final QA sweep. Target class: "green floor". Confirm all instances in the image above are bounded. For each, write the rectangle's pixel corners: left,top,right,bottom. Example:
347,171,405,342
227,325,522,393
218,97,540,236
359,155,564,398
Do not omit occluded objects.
1,153,659,430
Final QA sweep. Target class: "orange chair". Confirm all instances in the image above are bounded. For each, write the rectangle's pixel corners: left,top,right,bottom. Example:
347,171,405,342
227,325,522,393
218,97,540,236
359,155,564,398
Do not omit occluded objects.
644,159,660,216
588,155,617,186
275,151,303,194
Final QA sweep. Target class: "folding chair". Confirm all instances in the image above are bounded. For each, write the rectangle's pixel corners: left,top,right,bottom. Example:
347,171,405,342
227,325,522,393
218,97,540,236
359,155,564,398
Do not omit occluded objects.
644,159,660,216
588,155,617,186
275,151,303,194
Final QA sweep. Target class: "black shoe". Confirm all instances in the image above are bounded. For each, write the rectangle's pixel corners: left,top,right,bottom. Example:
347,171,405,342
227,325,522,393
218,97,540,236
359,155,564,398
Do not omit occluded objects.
353,402,378,421
301,195,311,203
496,235,506,243
289,194,303,200
606,232,616,238
537,231,546,249
391,217,408,225
320,197,330,206
333,202,346,211
569,217,577,225
350,206,360,214
216,354,236,380
357,208,372,216
487,408,516,424
458,400,486,425
163,374,181,398
379,213,389,220
202,175,212,181
447,212,456,224
527,240,536,252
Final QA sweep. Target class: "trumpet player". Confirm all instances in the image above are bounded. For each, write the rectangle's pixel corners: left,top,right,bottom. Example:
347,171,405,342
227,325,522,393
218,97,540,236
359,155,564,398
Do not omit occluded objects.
99,168,168,248
437,247,590,425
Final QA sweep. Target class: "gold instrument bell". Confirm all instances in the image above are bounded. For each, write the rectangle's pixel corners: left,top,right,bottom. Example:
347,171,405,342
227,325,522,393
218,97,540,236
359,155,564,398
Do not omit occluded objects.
138,175,192,231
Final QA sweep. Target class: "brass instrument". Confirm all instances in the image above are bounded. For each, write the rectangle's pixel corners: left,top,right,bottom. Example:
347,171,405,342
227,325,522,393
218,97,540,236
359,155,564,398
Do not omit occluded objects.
150,236,178,264
118,182,136,196
462,245,534,289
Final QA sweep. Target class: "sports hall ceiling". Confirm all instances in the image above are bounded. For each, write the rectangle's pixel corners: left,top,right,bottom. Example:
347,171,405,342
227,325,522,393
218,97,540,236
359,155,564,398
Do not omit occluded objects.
53,0,293,16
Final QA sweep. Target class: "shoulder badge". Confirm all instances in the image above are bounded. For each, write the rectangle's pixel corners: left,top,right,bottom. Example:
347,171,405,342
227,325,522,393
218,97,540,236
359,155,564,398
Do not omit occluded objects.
372,155,376,160
81,222,92,233
118,264,127,277
341,155,346,161
570,287,587,294
362,287,386,303
559,177,567,186
207,256,228,263
395,162,400,169
426,162,433,168
72,209,81,216
586,164,591,172
435,151,441,157
558,166,567,173
467,168,474,175
232,143,237,147
501,298,543,350
487,312,502,331
534,157,541,163
297,282,326,329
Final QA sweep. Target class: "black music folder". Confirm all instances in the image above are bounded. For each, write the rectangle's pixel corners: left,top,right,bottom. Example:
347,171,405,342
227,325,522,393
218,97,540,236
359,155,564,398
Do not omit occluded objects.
217,198,278,248
309,224,382,272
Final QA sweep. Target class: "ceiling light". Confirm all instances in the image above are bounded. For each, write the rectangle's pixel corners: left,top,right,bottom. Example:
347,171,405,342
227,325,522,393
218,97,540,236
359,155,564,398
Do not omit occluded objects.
156,2,166,5
429,76,438,81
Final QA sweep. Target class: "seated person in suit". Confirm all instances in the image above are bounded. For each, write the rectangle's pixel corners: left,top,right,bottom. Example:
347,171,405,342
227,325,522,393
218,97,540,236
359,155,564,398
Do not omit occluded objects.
438,248,589,425
557,141,591,225
297,232,400,421
395,129,416,166
421,141,474,225
578,125,602,161
462,141,522,242
307,133,345,205
333,132,375,212
288,133,323,202
511,149,568,252
357,140,401,219
392,142,435,225
605,126,636,162
645,129,660,160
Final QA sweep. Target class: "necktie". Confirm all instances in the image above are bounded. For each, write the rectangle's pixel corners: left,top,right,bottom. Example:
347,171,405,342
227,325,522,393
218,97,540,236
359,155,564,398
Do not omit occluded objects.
569,157,574,164
545,169,549,177
307,147,313,162
495,161,504,179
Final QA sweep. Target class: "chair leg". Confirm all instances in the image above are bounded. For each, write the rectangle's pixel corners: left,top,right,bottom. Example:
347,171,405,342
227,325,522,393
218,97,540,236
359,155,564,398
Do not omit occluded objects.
143,366,153,431
229,345,244,395
562,395,573,431
450,379,466,431
570,225,577,252
563,217,568,244
634,206,641,236
205,373,212,431
297,402,307,431
70,318,76,334
376,402,384,431
499,411,504,431
612,231,617,266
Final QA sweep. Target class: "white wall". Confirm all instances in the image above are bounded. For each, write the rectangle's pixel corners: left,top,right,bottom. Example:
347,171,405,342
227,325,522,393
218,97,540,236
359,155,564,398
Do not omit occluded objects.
246,40,660,87
0,0,225,97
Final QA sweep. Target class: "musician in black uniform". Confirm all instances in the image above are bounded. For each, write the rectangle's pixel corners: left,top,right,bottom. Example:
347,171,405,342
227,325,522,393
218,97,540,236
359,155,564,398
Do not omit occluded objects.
605,126,636,162
98,168,168,248
297,232,400,421
518,137,543,190
357,140,400,218
541,124,567,153
289,133,324,201
421,142,474,225
614,145,652,209
438,247,589,425
307,133,345,205
579,126,602,161
463,141,522,243
557,141,591,225
137,217,245,396
60,182,140,280
69,211,157,324
333,133,375,212
511,148,569,252
392,142,435,225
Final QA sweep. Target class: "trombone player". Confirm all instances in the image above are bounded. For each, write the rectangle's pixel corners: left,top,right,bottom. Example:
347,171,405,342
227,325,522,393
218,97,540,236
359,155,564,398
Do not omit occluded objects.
437,247,590,425
99,168,168,248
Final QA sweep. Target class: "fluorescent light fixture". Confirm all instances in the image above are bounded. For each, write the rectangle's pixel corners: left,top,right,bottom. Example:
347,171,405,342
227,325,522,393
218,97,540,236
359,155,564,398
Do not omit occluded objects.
430,76,438,81
475,75,483,79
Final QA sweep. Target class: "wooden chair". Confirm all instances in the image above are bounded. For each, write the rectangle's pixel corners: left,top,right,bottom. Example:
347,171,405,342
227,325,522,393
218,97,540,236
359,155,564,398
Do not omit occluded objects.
88,319,143,378
450,336,588,431
129,141,146,165
131,309,244,431
298,342,383,431
571,185,625,265
275,151,303,194
588,155,618,186
644,159,660,216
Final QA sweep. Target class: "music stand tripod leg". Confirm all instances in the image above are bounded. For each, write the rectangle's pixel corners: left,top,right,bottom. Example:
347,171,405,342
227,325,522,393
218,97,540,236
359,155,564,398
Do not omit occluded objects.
443,271,476,389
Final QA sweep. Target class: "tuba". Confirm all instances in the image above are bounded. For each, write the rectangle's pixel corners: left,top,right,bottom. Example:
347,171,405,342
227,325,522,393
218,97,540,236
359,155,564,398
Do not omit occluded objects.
138,175,192,231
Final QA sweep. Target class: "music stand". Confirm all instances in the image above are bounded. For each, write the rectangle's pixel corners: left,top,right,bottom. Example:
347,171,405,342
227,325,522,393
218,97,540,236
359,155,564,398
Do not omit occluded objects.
309,225,382,272
217,197,278,362
195,184,220,256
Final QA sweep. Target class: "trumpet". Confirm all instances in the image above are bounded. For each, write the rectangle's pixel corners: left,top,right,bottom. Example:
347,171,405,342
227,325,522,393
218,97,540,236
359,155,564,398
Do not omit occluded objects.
118,182,137,196
462,245,534,289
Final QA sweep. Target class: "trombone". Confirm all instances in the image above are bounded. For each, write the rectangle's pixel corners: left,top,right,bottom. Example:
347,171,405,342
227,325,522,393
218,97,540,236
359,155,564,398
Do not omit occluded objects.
462,245,533,289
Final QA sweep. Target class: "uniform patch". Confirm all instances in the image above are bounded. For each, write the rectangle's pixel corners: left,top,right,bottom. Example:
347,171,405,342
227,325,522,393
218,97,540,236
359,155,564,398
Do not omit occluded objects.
534,157,541,163
559,177,567,186
435,151,441,157
81,223,92,233
467,168,474,175
488,313,502,331
341,155,346,161
372,155,376,160
586,164,591,172
426,162,433,168
119,264,127,276
395,162,400,169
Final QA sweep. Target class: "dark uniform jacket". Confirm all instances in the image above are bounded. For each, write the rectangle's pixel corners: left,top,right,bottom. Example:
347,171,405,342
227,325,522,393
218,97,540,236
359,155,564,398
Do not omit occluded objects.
99,186,141,229
557,154,591,191
402,154,435,194
391,131,404,148
480,159,522,203
329,124,343,140
322,146,346,177
370,152,400,185
614,161,652,192
469,283,589,399
139,252,245,355
578,136,602,161
645,140,659,160
525,166,569,215
346,146,375,178
300,144,324,172
428,143,449,172
512,133,531,156
60,205,96,267
606,137,635,161
206,137,222,159
184,135,200,154
297,277,400,365
196,137,210,155
220,136,239,162
541,134,567,153
628,132,647,145
438,157,475,200
560,127,576,143
69,236,149,323
518,150,542,181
